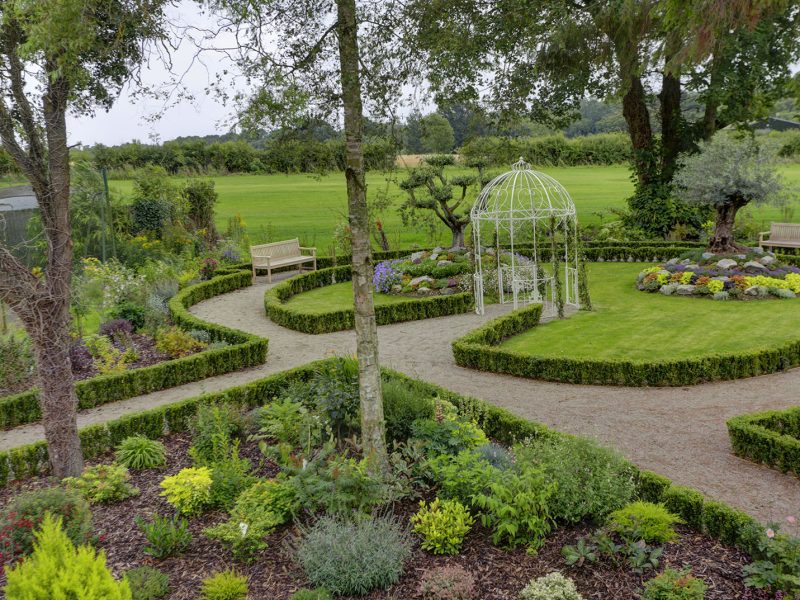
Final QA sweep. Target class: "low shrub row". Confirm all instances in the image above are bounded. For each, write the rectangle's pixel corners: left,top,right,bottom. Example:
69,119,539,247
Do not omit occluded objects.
0,269,268,430
0,358,762,564
452,303,800,386
264,266,474,334
727,407,800,476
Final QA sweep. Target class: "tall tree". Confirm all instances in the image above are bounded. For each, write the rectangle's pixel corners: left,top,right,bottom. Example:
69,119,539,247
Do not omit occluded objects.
211,0,408,467
419,113,455,153
0,0,167,477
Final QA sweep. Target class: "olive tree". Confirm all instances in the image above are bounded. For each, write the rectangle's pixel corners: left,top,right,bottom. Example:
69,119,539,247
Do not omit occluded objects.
0,0,168,477
673,135,784,253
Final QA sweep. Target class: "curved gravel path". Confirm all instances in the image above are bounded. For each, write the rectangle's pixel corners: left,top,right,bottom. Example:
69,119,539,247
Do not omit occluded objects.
2,272,799,524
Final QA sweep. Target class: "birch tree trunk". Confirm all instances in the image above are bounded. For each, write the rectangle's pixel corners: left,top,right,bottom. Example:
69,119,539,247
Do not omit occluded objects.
335,0,388,469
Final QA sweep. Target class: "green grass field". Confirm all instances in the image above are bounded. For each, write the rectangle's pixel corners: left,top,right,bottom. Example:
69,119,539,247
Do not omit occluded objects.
282,281,410,313
500,262,800,362
109,163,800,251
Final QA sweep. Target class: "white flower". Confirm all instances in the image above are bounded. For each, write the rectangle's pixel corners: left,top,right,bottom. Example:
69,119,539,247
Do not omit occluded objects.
239,522,249,538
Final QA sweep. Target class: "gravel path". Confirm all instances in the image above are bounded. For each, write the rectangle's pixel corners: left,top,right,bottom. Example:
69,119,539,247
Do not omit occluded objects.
2,272,799,524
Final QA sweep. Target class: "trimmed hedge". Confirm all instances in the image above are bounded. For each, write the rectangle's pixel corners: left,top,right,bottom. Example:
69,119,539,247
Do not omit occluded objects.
727,407,800,476
0,357,764,561
0,269,268,430
264,266,474,334
452,303,800,387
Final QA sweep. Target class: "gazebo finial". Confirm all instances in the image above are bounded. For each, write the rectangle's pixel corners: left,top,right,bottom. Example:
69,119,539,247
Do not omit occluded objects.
512,157,530,171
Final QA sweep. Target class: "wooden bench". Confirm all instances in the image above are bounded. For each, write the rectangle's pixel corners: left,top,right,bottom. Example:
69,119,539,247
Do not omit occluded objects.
759,223,800,251
250,239,316,283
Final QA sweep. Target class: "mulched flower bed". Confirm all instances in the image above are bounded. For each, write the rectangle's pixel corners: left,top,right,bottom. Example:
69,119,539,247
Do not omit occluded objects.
70,334,175,381
0,434,758,600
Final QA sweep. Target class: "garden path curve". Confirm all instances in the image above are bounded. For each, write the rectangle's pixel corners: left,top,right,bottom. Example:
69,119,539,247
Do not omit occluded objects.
2,271,799,524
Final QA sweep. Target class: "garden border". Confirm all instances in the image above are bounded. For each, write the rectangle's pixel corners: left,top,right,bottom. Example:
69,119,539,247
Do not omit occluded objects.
452,302,800,386
263,265,474,334
727,407,800,476
0,267,268,430
0,357,762,559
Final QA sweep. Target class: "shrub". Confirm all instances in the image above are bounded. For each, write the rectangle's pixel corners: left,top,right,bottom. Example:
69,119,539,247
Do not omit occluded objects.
742,523,800,597
116,436,167,470
190,402,246,464
110,302,148,331
99,318,135,339
382,378,435,443
519,572,584,600
0,335,34,394
642,568,707,600
159,467,213,515
311,358,360,439
0,487,92,565
135,513,192,559
516,436,636,523
417,565,476,600
293,514,411,596
608,502,683,544
256,398,307,446
204,440,255,509
3,514,132,600
203,478,298,561
475,443,514,470
63,463,140,504
155,326,206,358
125,566,170,600
84,334,130,375
200,258,219,281
290,589,333,600
411,498,475,555
69,338,94,371
411,413,488,456
200,569,248,600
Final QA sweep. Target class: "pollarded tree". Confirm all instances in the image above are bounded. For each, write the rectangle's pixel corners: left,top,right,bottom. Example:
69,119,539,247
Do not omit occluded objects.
673,135,784,253
399,155,482,249
0,0,168,477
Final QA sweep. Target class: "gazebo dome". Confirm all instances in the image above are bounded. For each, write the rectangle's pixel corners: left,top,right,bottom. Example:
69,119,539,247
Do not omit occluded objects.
471,158,576,222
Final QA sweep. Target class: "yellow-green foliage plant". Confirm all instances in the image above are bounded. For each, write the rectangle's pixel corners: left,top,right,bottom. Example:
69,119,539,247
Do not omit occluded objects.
160,467,213,515
410,498,475,555
608,501,684,544
63,463,140,504
3,513,132,600
200,569,248,600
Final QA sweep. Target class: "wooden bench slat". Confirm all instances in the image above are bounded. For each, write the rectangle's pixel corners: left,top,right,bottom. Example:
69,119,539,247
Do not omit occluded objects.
250,238,316,282
760,223,800,251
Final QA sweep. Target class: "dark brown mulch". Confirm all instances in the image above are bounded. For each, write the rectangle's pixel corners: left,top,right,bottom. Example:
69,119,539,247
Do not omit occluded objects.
0,434,758,600
70,334,175,381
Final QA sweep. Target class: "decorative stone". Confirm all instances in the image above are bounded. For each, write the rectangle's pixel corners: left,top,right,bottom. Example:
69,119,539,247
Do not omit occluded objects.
712,291,730,301
676,284,696,295
417,286,432,294
743,260,767,271
439,287,456,295
735,254,747,260
409,275,434,287
666,258,679,266
391,284,402,293
409,251,425,262
660,284,677,296
681,259,692,265
751,246,764,255
759,255,776,266
716,258,738,269
712,276,730,283
745,286,760,296
436,260,452,267
684,264,700,271
429,253,439,261
701,252,716,260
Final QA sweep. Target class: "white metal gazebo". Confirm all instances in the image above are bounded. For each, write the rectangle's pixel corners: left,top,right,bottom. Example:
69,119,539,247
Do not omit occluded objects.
471,158,579,315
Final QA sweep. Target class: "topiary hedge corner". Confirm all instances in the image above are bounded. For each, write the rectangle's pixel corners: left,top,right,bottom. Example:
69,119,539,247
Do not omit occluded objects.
452,302,800,387
0,268,268,431
0,357,764,562
727,407,800,476
264,266,474,334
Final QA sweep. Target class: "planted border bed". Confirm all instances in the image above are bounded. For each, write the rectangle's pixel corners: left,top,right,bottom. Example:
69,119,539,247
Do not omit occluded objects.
264,266,474,334
727,406,800,476
0,267,268,430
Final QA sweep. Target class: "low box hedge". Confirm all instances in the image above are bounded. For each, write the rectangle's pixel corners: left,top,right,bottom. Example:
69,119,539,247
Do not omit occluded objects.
0,269,268,430
452,303,800,387
0,357,763,560
727,406,800,476
264,266,474,334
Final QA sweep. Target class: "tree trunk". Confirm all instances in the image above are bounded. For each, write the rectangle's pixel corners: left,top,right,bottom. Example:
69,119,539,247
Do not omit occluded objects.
335,0,387,469
451,224,466,250
659,36,683,183
709,201,746,253
621,75,656,187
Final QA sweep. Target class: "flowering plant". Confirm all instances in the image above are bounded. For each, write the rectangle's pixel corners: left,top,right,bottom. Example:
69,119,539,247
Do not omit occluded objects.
743,518,800,596
200,258,219,281
373,261,402,293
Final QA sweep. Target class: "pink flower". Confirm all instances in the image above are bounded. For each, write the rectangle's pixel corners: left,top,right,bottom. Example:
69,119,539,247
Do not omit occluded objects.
766,528,776,538
787,516,797,525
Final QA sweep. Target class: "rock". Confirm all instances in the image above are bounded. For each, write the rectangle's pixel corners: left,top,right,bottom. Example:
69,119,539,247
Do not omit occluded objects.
409,275,434,287
712,291,730,301
676,284,696,295
660,284,677,296
712,276,730,283
429,253,439,261
681,259,692,265
666,258,679,266
743,260,767,271
716,258,738,269
436,260,452,267
439,287,456,295
391,284,402,293
735,254,747,260
702,252,716,260
684,264,700,271
752,246,765,255
417,286,432,295
409,251,425,262
759,255,776,266
432,247,443,254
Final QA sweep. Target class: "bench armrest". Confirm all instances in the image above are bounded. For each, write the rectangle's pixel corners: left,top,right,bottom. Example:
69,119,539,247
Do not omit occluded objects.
299,246,317,255
759,231,770,244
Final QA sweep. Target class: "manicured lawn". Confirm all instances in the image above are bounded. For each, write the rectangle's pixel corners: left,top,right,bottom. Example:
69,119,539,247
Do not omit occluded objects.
107,164,800,250
282,281,413,313
501,262,800,362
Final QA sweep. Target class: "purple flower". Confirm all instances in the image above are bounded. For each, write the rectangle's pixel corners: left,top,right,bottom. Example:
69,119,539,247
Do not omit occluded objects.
373,261,402,293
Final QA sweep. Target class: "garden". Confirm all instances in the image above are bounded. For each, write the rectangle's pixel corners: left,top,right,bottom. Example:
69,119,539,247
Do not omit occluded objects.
2,358,796,600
